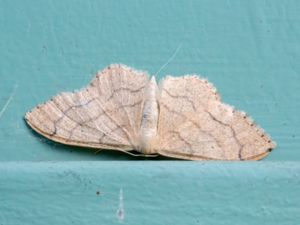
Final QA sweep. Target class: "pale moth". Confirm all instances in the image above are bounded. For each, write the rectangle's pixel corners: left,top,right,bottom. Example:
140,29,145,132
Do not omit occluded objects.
25,64,276,160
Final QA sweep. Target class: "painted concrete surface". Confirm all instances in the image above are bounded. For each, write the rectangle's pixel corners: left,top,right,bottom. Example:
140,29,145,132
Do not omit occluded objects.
0,0,300,224
0,162,299,225
0,0,299,161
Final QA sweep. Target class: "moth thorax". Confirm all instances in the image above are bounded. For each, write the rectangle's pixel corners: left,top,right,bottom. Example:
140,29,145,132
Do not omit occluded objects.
138,76,159,154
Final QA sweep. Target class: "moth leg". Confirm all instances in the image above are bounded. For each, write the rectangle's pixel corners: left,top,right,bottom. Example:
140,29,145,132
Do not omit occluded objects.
121,151,159,157
94,148,158,157
94,149,104,154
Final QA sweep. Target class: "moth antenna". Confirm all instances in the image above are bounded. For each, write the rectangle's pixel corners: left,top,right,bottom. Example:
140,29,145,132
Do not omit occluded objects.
154,43,182,77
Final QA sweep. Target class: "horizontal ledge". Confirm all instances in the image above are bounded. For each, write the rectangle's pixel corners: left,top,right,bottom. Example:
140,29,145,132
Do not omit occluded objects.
1,161,299,225
1,161,300,176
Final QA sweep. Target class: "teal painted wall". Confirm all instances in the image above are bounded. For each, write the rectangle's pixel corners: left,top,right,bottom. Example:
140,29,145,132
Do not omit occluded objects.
0,0,299,224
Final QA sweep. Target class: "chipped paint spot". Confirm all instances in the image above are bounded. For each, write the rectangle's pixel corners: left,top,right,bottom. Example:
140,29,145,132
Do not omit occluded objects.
116,188,124,222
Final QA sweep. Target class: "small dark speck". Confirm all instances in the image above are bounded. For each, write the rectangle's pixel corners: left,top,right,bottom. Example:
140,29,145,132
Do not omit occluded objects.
96,191,100,195
292,134,295,138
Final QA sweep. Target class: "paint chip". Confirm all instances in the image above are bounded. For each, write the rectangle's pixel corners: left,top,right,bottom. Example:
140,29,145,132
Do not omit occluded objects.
116,188,124,222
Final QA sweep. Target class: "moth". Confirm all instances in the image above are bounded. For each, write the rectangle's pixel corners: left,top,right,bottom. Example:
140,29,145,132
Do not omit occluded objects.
25,64,276,160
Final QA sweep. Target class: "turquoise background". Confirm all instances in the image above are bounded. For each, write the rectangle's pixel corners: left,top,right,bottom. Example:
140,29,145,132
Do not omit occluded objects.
0,0,299,224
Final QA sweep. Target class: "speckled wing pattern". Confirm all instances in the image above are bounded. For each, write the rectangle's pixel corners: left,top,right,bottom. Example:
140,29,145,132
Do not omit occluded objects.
25,65,148,151
154,76,276,160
